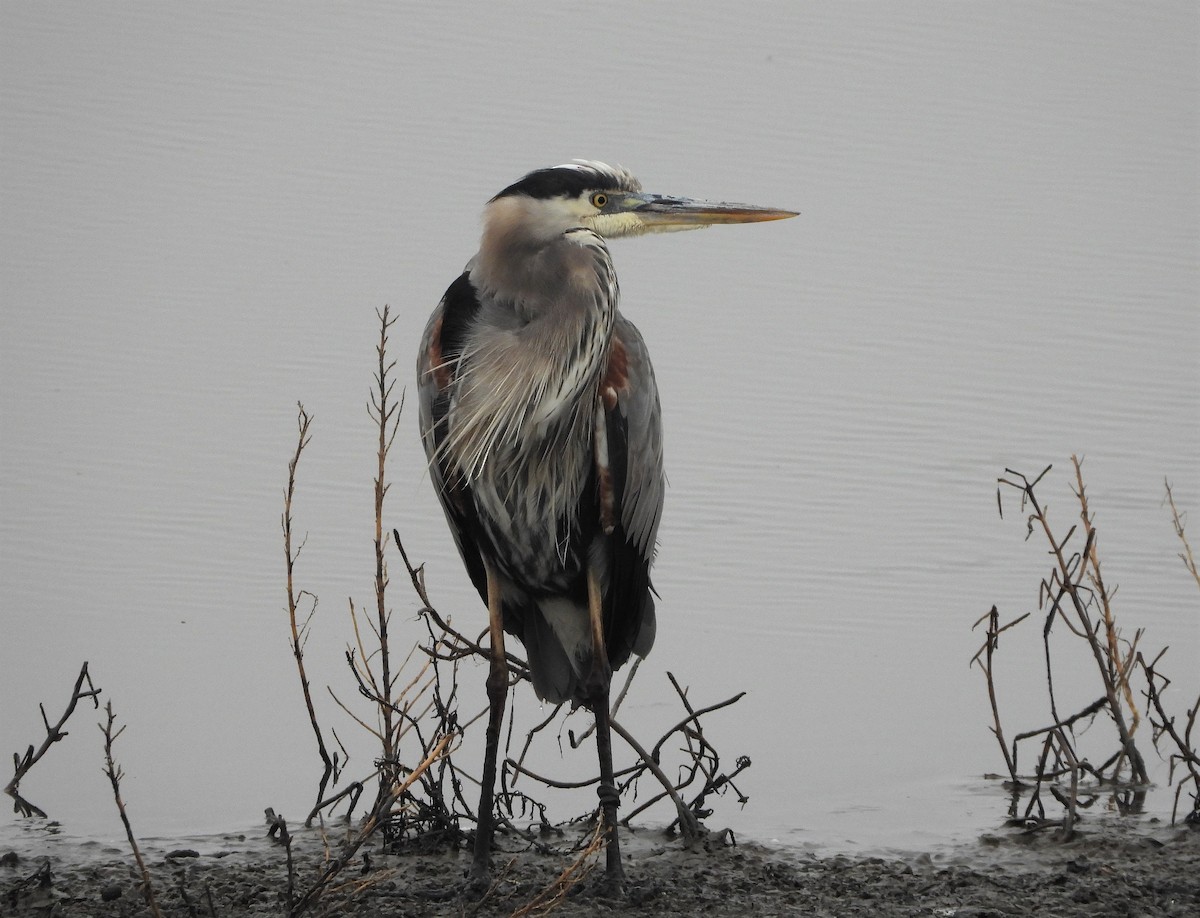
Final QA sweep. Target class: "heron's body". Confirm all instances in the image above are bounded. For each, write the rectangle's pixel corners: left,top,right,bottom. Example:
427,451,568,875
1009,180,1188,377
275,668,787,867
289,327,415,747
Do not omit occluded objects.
419,258,660,704
420,163,667,700
417,161,794,892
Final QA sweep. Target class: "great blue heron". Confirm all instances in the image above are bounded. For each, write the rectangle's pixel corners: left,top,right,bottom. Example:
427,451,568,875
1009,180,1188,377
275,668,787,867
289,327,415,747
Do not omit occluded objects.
418,160,795,891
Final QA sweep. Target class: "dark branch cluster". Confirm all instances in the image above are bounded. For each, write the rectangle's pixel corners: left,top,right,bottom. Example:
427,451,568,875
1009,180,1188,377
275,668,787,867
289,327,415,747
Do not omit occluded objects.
1137,650,1199,825
5,662,100,819
974,458,1198,837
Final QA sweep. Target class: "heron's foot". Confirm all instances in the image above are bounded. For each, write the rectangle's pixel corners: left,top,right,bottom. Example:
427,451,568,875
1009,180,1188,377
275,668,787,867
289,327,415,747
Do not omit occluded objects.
463,831,496,899
595,864,626,900
590,868,664,905
463,861,494,899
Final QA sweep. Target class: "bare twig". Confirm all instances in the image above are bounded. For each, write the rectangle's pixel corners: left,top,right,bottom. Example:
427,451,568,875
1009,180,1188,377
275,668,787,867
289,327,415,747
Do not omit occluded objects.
1137,650,1200,825
970,606,1029,783
648,683,747,766
996,463,1147,787
1072,457,1143,751
289,733,453,916
1054,726,1082,838
369,305,403,804
986,461,1172,833
100,702,163,918
6,662,101,818
394,529,532,682
609,717,702,843
508,820,604,918
663,673,747,820
282,404,343,825
1164,478,1200,594
265,808,297,908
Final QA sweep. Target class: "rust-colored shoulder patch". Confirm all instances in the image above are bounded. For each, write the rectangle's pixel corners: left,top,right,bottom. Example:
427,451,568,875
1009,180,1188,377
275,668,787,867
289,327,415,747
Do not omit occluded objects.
601,334,628,410
426,315,454,391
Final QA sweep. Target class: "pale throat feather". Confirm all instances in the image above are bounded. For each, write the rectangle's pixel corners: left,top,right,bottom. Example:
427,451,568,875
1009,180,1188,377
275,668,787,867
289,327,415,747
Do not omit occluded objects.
442,229,618,564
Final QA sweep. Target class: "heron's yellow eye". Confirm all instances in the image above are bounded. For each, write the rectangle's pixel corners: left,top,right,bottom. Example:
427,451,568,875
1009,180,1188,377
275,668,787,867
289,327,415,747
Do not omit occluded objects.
590,192,608,209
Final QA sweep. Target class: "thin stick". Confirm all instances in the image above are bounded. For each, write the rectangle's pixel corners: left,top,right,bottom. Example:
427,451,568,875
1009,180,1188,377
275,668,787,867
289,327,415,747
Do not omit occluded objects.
1164,478,1200,593
100,702,163,918
609,717,702,844
1137,650,1200,824
282,404,342,824
370,305,403,796
289,733,453,917
997,464,1147,785
509,820,605,918
970,606,1029,783
1073,456,1141,742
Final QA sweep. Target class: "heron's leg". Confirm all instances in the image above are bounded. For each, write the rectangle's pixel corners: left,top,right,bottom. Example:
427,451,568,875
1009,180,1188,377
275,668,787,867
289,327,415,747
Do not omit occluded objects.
586,566,625,892
472,560,507,883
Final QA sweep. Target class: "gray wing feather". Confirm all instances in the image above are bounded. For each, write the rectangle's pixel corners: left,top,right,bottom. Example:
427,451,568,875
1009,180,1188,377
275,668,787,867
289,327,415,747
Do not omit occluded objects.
612,313,665,564
603,312,663,662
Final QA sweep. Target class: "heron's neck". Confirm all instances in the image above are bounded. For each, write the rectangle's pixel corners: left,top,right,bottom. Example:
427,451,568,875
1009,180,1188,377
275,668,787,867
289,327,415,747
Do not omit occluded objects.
451,234,617,482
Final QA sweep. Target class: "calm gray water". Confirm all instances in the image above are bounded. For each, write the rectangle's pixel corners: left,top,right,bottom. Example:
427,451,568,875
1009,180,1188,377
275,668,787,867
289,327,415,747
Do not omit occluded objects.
2,3,1197,856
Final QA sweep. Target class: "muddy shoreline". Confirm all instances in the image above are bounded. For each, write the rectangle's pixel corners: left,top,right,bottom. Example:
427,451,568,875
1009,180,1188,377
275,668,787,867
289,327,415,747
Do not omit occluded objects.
3,820,1197,916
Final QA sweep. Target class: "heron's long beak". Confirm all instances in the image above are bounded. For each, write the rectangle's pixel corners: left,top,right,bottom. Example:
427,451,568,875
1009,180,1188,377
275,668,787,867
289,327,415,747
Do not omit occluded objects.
631,194,798,229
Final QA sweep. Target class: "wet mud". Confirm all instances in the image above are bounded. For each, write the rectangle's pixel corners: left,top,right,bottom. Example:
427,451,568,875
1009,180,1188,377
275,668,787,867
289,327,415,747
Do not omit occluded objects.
3,820,1197,916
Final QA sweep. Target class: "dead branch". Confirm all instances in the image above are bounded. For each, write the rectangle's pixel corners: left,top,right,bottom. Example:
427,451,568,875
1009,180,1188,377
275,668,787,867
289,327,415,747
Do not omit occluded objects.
4,860,53,912
282,403,343,825
662,673,748,819
303,781,364,827
996,462,1147,786
986,461,1180,834
369,305,404,805
648,682,747,765
508,820,604,918
1072,457,1142,748
289,733,453,917
1054,727,1082,838
265,808,297,908
1137,650,1200,825
394,528,533,682
609,717,702,843
1164,478,1200,593
285,306,473,892
100,701,163,918
1011,696,1109,749
970,606,1029,783
6,662,101,818
502,757,639,792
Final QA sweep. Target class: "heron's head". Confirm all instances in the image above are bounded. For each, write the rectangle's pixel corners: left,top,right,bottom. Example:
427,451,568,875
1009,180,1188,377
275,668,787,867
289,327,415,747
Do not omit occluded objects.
483,160,797,246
